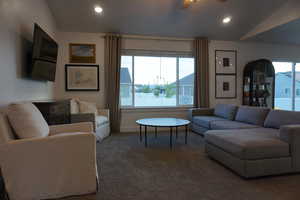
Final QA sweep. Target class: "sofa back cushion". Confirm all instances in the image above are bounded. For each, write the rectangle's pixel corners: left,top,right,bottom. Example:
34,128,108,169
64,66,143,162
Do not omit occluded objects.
214,104,238,120
264,110,300,129
7,103,49,139
235,106,270,126
0,114,16,144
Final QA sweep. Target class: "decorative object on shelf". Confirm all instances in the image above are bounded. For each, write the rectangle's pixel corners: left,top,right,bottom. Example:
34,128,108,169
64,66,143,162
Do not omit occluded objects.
243,59,275,108
215,74,237,99
69,43,96,63
65,64,99,91
215,50,237,74
215,50,237,99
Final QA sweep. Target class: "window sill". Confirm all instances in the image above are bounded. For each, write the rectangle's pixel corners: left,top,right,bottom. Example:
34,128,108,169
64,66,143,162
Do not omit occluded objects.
121,106,193,113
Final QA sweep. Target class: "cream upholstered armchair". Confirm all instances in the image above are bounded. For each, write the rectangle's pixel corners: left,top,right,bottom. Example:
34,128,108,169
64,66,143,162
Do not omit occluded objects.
0,103,98,200
69,99,110,142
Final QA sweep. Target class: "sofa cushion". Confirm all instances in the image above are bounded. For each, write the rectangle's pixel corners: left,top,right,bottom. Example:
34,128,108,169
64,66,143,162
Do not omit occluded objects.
210,120,259,130
205,128,290,160
214,104,238,120
235,106,270,126
264,110,300,129
192,116,228,129
0,114,16,144
7,103,49,139
96,116,109,128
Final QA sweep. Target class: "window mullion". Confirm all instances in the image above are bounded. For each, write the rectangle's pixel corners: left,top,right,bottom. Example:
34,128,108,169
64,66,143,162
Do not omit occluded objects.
176,57,179,106
132,56,135,107
292,62,296,111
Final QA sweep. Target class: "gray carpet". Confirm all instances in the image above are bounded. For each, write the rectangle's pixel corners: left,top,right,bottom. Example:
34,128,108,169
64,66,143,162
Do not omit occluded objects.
68,132,300,200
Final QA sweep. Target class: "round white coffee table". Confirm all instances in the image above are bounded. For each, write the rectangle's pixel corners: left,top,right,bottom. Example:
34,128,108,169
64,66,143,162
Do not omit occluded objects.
136,118,190,148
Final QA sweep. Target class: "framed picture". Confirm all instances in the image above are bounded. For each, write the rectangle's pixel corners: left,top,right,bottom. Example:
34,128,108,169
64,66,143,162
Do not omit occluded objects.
65,64,99,91
69,43,96,63
215,75,237,99
215,50,237,74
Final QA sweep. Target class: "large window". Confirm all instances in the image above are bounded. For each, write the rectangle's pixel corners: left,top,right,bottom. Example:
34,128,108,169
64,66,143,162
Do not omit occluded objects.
273,61,300,111
120,55,195,107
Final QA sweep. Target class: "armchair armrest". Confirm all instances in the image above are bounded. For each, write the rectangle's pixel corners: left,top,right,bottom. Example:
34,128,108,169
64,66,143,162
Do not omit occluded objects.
97,109,110,119
49,122,94,136
280,125,300,171
188,108,214,121
0,133,97,200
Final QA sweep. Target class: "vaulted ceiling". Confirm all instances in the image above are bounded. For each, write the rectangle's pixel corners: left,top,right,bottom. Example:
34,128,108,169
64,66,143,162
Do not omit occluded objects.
46,0,300,44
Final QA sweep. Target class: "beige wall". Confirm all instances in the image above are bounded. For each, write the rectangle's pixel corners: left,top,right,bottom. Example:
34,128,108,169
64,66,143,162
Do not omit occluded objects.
0,0,57,106
54,32,106,107
54,32,300,132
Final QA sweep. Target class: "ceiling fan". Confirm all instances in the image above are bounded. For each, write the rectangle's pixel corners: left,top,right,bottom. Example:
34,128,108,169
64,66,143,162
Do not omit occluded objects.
183,0,228,8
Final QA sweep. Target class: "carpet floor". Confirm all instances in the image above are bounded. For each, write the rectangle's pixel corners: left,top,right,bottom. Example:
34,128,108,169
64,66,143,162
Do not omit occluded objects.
66,132,300,200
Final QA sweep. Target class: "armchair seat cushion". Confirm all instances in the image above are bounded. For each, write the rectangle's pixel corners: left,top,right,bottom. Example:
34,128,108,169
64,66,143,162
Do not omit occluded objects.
205,128,290,160
210,120,259,130
193,116,228,129
96,116,109,128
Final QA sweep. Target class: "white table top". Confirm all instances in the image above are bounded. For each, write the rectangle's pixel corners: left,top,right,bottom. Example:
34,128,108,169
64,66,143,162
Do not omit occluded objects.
136,118,190,127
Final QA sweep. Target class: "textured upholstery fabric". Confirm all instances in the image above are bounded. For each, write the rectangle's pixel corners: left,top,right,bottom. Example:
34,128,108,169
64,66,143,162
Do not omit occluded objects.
78,100,98,117
190,123,209,135
7,103,49,139
214,104,238,120
235,106,270,126
0,132,97,200
70,99,80,114
264,110,300,129
205,128,289,160
0,114,15,144
210,120,259,130
96,116,109,128
206,143,292,178
280,125,300,171
187,108,214,121
49,122,94,136
193,116,227,129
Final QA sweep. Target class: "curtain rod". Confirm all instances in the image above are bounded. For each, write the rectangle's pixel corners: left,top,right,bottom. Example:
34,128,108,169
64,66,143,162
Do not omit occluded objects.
100,33,194,41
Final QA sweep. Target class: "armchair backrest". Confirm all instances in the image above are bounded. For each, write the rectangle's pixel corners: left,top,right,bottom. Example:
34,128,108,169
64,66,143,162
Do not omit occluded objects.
70,99,80,114
0,113,16,144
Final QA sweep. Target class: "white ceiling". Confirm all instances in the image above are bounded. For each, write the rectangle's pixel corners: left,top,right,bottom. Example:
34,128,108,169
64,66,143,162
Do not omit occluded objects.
46,0,300,44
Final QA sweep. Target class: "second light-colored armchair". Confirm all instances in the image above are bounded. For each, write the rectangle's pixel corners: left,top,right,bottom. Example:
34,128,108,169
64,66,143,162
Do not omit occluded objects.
70,99,110,142
0,103,98,200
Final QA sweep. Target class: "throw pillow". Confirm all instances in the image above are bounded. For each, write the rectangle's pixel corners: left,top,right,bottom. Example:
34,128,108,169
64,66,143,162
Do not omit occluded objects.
7,102,49,139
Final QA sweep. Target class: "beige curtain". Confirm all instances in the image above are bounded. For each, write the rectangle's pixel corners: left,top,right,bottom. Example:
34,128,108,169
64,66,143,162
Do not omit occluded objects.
194,37,209,108
104,34,122,133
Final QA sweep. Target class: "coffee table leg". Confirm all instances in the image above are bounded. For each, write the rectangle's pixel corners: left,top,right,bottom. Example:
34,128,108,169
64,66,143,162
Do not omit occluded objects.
170,127,173,149
176,126,178,139
145,126,148,147
185,125,188,144
155,127,157,139
139,125,142,142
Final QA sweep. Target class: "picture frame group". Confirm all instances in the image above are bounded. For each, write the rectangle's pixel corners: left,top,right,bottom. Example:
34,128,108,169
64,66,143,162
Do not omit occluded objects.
215,50,237,99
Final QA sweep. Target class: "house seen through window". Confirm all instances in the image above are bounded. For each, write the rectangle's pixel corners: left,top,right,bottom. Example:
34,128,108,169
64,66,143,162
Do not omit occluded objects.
120,54,195,107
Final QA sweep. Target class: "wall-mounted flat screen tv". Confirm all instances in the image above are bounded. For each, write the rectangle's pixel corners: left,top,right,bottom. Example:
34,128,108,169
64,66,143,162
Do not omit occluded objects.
29,23,58,82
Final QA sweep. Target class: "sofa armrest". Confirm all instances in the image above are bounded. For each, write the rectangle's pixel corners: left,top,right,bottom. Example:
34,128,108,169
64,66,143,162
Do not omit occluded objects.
188,108,214,121
49,122,94,136
280,125,300,171
97,109,109,119
0,133,97,200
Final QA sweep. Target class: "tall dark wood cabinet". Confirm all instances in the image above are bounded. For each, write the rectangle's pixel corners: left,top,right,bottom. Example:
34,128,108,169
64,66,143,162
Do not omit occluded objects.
33,100,71,125
243,59,275,108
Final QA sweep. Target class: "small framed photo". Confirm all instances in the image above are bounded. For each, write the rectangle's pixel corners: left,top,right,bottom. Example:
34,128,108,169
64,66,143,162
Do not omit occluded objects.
215,50,237,74
69,43,96,63
65,64,99,91
215,75,236,99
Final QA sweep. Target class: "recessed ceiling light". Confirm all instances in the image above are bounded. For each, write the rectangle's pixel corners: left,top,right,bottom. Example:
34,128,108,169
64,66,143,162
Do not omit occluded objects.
222,16,232,24
94,6,103,14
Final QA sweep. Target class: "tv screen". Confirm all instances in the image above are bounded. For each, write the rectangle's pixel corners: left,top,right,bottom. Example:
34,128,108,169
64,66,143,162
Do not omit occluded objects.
30,23,58,81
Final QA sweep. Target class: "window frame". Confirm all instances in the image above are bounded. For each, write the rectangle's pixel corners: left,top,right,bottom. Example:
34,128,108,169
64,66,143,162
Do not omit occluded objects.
120,52,195,109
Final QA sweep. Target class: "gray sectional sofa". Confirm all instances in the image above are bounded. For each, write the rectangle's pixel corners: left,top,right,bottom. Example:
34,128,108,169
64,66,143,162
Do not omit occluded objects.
188,104,300,178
